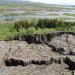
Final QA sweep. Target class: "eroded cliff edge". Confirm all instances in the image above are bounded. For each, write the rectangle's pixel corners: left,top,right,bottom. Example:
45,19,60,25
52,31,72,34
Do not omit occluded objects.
0,31,75,75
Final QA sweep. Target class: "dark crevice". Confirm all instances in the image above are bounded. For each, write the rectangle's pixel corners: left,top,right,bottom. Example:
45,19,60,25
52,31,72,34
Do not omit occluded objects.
44,42,56,51
4,58,61,67
8,31,75,43
5,58,26,67
64,57,75,70
9,34,53,44
31,60,47,65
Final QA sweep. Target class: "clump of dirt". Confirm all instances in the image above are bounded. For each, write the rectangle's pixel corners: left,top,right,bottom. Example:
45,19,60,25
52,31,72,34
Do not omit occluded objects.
50,34,75,54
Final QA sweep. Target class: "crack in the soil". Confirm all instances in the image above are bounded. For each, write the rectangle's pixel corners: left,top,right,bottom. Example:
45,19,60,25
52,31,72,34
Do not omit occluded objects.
4,58,57,67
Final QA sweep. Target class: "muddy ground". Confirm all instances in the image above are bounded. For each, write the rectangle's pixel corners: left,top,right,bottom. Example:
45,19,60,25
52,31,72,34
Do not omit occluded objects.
0,33,75,75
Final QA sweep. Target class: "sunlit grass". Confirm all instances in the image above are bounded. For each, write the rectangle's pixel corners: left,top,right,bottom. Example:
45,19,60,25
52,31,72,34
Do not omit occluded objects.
0,19,75,40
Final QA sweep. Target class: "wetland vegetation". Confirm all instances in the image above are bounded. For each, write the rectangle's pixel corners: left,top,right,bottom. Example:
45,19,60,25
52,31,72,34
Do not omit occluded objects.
0,19,75,40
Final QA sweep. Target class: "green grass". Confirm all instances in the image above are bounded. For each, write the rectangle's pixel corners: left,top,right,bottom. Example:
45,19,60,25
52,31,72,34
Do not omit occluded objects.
0,25,56,40
64,13,75,16
19,27,56,35
0,23,17,40
0,24,11,40
0,19,75,40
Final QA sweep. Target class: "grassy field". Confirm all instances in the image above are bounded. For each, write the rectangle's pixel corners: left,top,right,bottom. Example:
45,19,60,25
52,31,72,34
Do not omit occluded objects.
0,19,75,40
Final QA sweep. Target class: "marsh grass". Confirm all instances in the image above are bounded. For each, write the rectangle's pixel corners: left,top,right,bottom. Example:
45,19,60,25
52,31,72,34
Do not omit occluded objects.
0,19,75,40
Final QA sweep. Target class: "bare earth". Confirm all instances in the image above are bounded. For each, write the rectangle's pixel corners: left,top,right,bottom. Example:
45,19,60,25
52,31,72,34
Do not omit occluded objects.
0,34,75,75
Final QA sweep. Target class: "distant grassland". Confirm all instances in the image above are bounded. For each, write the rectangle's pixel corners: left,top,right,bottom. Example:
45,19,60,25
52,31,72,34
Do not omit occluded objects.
0,19,75,40
64,13,75,16
0,2,75,20
0,2,75,12
0,3,75,40
3,12,36,17
3,12,59,17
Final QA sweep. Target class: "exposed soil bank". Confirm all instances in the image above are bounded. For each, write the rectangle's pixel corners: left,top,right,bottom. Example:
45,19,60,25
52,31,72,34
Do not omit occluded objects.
0,31,75,75
9,31,75,44
8,31,75,54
